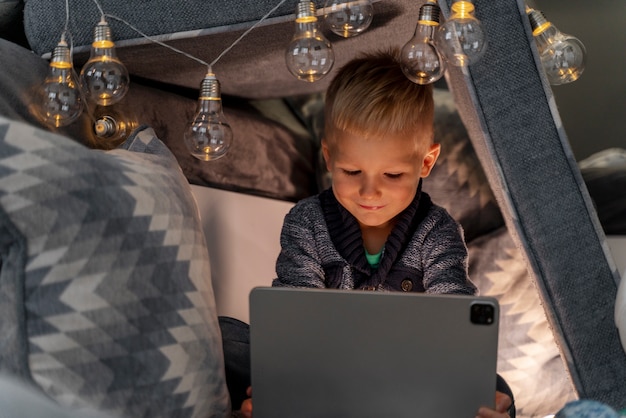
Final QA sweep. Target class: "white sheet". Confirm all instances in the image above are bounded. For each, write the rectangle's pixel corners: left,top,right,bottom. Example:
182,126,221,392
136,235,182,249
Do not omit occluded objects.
190,184,294,323
607,236,626,277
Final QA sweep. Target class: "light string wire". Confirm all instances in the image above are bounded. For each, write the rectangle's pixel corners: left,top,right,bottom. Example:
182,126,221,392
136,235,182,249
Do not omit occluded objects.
208,0,288,71
57,0,290,126
61,0,95,122
102,14,211,71
61,0,74,52
53,0,293,131
89,0,289,74
62,0,69,41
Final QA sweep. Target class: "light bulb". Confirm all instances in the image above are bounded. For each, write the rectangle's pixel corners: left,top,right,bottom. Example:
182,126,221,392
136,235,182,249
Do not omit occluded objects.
323,0,373,38
435,0,487,67
400,1,445,85
91,105,139,149
80,18,130,106
527,8,586,86
184,73,233,161
285,0,335,82
34,38,83,128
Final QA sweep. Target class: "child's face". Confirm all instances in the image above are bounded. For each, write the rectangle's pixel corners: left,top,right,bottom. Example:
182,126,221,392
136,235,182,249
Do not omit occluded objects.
323,129,440,231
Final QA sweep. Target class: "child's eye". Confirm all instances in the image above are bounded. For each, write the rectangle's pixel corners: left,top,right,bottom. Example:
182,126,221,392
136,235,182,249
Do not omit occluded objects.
342,169,361,176
385,173,403,179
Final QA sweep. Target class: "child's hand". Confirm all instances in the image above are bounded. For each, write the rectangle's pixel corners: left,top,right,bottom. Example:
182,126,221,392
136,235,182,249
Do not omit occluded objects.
237,386,253,418
235,387,512,418
476,390,513,418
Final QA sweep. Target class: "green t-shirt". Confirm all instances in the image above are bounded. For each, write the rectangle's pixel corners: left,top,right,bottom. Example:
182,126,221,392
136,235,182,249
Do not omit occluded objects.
365,248,383,269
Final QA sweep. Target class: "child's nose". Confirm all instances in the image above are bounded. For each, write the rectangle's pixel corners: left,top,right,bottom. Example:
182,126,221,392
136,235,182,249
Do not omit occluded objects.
359,177,381,198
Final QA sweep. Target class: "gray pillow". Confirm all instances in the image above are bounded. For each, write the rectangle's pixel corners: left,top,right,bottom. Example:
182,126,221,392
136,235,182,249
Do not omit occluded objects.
0,372,115,418
0,116,230,417
119,84,319,202
424,88,504,243
580,166,626,235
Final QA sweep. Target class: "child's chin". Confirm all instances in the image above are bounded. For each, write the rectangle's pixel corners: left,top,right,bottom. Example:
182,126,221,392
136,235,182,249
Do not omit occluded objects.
355,215,393,229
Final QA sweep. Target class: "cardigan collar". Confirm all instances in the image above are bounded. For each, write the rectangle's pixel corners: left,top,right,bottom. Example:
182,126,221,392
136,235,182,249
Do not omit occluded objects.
319,180,431,289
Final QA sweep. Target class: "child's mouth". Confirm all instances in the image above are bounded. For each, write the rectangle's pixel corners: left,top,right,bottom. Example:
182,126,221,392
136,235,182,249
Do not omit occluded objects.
359,204,384,210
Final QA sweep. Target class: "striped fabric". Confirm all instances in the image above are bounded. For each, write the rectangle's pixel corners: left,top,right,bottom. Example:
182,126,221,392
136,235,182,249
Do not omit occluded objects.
0,118,230,417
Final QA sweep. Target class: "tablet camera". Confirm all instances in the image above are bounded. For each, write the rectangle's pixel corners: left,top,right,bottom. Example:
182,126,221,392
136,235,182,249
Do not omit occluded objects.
470,303,495,325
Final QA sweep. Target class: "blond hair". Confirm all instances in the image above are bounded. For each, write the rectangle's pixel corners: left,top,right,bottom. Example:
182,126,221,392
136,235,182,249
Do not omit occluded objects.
324,48,434,153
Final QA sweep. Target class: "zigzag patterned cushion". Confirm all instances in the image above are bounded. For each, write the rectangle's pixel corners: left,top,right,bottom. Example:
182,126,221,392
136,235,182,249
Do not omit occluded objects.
468,228,576,417
0,117,230,417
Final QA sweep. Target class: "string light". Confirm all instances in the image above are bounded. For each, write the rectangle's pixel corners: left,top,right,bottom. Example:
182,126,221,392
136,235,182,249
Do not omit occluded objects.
31,0,376,151
285,0,335,82
92,104,138,147
34,0,289,156
526,6,586,85
323,0,374,38
400,1,445,85
79,17,130,106
435,0,487,67
33,0,84,128
33,35,84,128
184,72,233,161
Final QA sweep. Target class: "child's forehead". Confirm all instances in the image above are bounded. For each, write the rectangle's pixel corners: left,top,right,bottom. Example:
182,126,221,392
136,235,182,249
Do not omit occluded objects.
328,127,432,150
328,129,429,159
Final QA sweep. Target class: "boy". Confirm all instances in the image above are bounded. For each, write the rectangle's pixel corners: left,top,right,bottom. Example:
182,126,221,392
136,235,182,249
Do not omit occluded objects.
237,48,514,417
272,49,474,295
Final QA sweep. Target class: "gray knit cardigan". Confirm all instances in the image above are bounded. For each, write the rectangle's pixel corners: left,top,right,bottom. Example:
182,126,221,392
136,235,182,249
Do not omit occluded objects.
273,185,477,295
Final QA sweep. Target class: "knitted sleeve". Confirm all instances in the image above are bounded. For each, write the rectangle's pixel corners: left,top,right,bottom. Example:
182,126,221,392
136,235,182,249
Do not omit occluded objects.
272,196,328,288
418,206,477,295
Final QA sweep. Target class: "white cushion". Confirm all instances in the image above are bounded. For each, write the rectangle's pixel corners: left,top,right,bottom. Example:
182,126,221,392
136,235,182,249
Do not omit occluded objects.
191,185,294,324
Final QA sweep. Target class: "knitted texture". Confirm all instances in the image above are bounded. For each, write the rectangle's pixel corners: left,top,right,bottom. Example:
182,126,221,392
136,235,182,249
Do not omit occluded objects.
274,187,477,295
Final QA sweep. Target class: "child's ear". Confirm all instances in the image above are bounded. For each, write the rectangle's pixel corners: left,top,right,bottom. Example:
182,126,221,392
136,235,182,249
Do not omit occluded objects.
420,143,441,177
321,139,332,171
